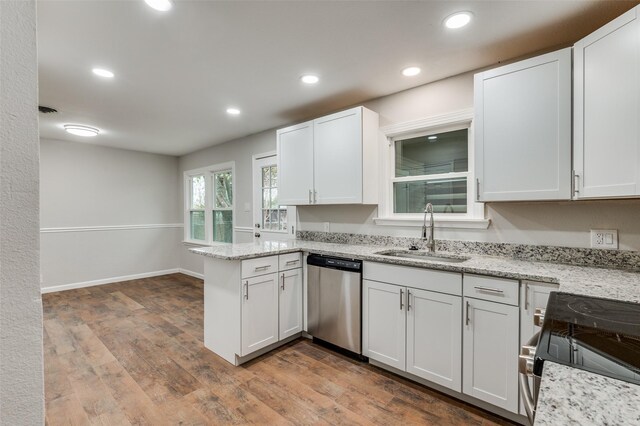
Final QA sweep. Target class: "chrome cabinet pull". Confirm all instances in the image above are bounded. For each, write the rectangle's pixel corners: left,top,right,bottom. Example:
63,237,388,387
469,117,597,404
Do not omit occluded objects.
474,286,504,294
281,273,285,291
407,290,412,311
254,265,271,271
309,190,312,204
465,301,470,325
285,259,299,265
476,178,480,201
244,281,249,300
524,282,529,311
573,171,580,196
399,289,404,310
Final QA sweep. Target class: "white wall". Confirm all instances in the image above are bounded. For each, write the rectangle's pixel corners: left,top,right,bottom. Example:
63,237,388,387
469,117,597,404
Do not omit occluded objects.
40,138,183,290
0,0,44,423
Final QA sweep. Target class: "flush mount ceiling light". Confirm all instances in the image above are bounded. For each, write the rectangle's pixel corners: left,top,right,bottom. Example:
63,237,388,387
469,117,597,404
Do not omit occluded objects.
300,74,320,85
444,12,472,29
226,107,241,116
144,0,172,12
63,124,100,137
92,68,114,78
402,67,421,77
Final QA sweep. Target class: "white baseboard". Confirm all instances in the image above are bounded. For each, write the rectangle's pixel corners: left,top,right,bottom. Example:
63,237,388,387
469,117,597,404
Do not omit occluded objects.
41,268,181,294
178,268,204,280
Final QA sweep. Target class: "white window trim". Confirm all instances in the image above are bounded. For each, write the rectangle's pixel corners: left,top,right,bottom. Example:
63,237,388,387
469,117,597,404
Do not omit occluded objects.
183,161,236,245
375,109,490,230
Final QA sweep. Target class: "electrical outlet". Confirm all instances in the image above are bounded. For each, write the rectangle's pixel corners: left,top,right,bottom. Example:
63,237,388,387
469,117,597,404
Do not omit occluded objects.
323,222,331,232
590,229,618,249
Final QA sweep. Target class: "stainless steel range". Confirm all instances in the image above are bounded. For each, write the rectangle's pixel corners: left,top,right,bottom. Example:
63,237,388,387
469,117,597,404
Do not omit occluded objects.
519,292,640,423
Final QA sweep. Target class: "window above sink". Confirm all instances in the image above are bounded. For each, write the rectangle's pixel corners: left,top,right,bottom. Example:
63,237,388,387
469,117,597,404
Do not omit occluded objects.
375,109,489,230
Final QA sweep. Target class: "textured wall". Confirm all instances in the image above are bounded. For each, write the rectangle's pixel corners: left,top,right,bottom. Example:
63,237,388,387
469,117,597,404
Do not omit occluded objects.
0,0,45,423
40,139,182,289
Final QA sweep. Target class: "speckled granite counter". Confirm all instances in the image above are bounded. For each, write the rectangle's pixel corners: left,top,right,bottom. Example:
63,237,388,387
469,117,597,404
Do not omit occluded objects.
535,362,640,425
190,239,640,425
190,239,640,303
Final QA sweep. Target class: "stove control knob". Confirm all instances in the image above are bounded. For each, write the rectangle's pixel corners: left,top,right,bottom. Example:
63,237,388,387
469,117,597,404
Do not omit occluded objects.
519,352,535,376
534,308,546,327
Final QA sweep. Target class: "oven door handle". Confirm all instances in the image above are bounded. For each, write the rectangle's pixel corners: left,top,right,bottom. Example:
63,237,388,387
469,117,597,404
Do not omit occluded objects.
519,332,540,425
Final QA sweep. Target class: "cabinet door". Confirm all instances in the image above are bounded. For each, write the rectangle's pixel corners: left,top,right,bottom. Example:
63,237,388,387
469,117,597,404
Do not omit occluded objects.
277,121,314,205
475,48,572,201
363,280,406,370
279,268,302,340
574,6,640,199
407,288,462,392
463,298,519,413
313,107,363,204
241,273,279,356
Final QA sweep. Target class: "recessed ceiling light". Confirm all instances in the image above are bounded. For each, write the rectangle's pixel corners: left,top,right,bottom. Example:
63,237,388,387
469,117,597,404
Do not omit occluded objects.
63,124,100,137
428,135,438,141
226,107,241,116
144,0,172,12
444,12,472,29
402,67,421,77
92,68,114,78
300,75,320,85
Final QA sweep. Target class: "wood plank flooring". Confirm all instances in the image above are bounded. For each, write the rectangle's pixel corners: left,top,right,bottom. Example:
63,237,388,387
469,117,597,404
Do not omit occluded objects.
43,273,515,425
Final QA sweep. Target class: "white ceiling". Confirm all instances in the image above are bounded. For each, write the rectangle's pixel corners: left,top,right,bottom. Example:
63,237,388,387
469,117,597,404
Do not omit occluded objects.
37,0,636,156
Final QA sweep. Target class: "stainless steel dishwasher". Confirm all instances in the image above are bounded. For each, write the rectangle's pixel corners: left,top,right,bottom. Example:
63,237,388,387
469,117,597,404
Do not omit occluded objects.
307,254,362,355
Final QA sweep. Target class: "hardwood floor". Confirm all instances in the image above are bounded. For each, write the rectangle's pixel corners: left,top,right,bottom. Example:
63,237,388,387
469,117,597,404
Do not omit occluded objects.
43,273,515,425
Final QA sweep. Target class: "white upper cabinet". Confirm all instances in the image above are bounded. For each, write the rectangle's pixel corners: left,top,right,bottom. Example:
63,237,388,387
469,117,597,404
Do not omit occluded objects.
574,6,640,199
277,121,314,205
474,48,572,201
277,106,379,205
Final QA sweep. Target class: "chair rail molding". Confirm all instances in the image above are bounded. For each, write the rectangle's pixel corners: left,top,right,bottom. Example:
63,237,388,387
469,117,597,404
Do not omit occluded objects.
40,223,184,233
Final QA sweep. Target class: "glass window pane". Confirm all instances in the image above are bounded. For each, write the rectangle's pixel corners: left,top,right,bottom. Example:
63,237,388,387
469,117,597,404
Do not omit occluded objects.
395,129,468,177
212,210,233,243
270,165,278,187
263,209,271,230
270,188,278,209
394,177,467,214
270,210,279,230
262,189,270,209
190,211,205,240
262,167,270,188
190,175,205,209
214,171,232,208
279,209,287,231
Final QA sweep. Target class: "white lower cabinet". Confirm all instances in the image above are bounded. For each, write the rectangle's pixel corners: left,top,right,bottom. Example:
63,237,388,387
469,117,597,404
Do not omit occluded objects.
363,277,462,392
241,273,279,356
407,288,462,391
462,297,520,413
363,279,406,371
279,268,303,339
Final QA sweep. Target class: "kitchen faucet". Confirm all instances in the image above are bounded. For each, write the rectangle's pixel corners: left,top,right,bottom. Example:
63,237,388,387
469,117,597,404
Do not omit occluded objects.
422,203,435,252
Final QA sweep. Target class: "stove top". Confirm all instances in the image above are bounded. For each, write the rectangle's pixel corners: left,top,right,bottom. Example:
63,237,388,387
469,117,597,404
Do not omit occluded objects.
533,292,640,384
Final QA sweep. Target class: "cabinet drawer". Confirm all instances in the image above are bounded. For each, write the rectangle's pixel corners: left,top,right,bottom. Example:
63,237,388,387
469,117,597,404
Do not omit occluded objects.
279,252,302,271
363,262,462,296
241,256,279,279
463,274,519,306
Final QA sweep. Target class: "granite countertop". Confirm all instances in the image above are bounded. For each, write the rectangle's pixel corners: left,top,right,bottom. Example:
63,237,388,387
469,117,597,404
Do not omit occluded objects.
535,362,640,425
190,239,640,425
189,239,640,303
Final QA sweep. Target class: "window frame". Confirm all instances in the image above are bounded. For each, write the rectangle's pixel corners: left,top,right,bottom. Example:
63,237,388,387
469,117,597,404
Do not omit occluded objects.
184,161,236,245
376,109,488,229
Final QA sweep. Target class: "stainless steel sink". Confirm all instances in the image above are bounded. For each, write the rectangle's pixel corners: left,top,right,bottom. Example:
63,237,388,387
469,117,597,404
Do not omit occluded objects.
374,250,469,263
